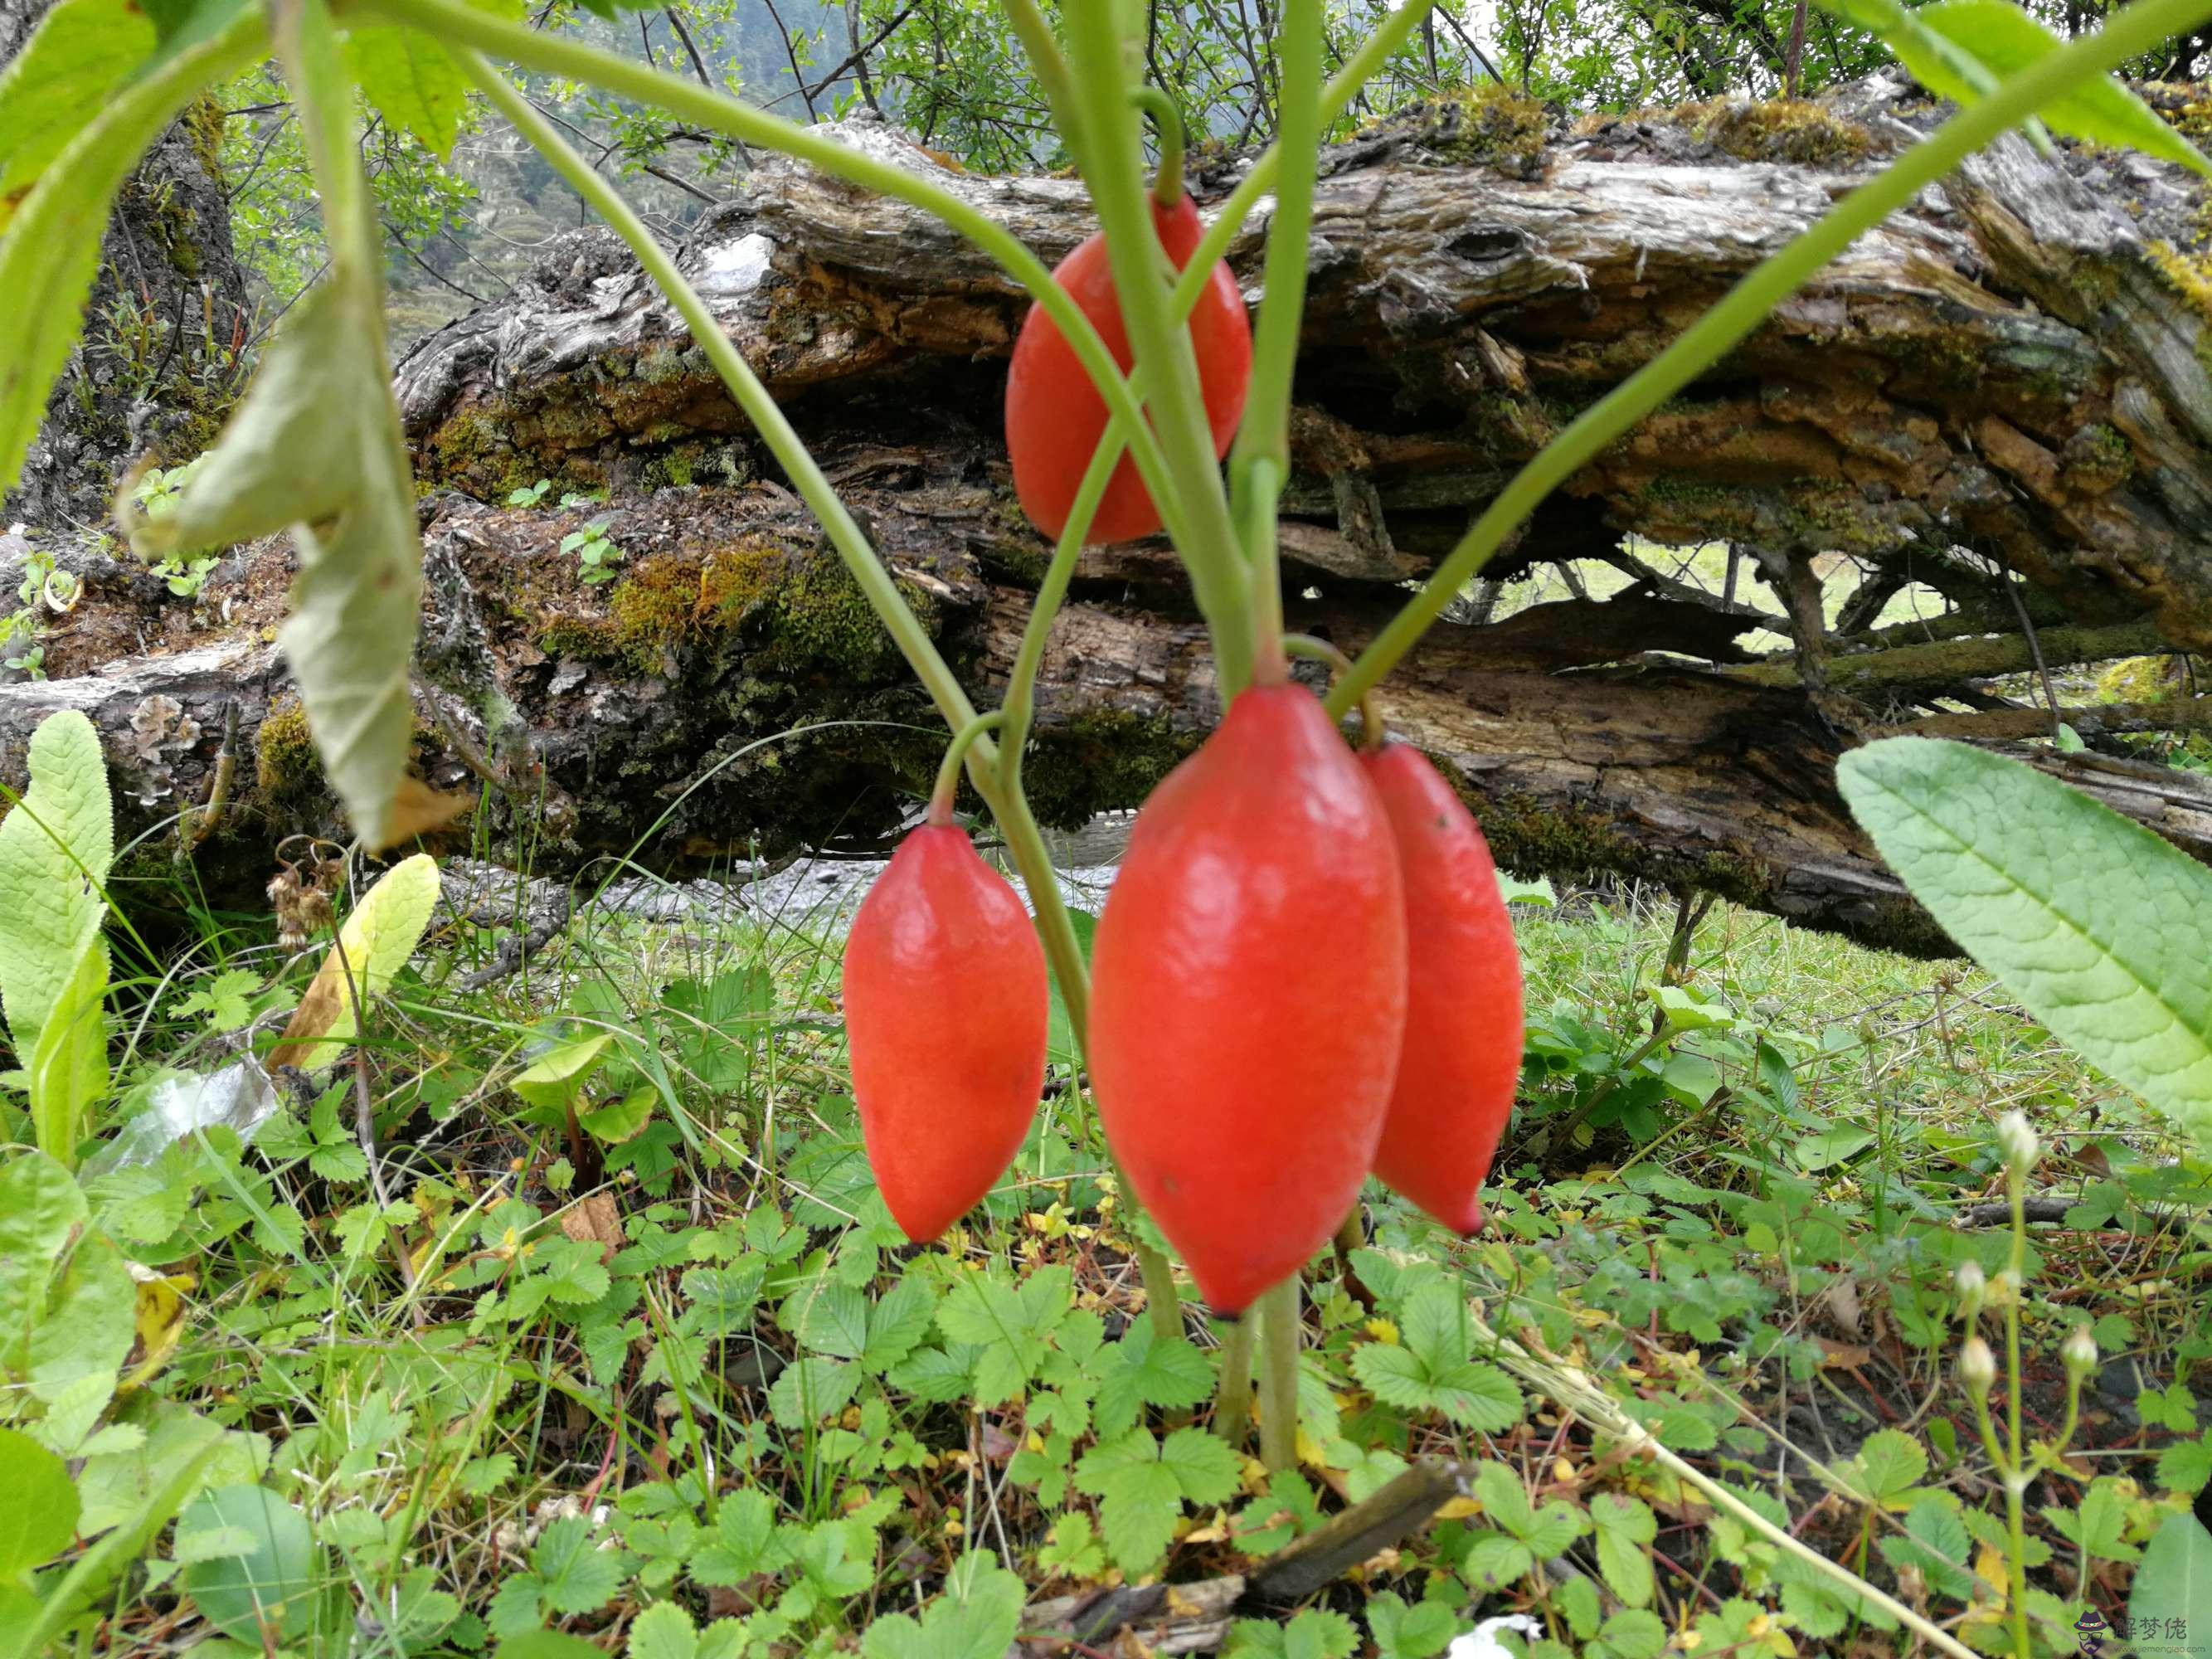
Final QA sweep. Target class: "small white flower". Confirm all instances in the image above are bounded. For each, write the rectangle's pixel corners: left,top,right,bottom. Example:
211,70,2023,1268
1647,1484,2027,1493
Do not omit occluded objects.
1996,1111,2039,1172
1447,1615,1544,1659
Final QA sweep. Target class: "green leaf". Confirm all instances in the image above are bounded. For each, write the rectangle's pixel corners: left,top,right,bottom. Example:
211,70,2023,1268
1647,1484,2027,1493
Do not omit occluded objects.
1073,1430,1185,1574
1158,1426,1241,1504
269,854,441,1069
2043,1476,2139,1564
346,26,468,158
689,1490,788,1586
178,1486,321,1644
0,0,156,208
0,1426,76,1581
0,709,111,1058
530,1515,625,1616
768,1356,858,1426
29,938,109,1165
509,1032,615,1118
1043,910,1097,1068
28,1230,133,1412
1365,1593,1456,1659
1591,1491,1656,1608
1091,1324,1215,1438
859,1553,1026,1659
498,1636,610,1659
2132,1511,2212,1658
0,12,254,497
1877,1499,1976,1601
628,1599,702,1659
1837,739,2212,1129
1840,1428,1928,1505
1913,0,2212,178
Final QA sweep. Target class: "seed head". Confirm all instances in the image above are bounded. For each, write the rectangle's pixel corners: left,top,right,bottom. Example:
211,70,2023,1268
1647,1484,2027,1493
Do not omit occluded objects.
2063,1326,2098,1379
1996,1111,2039,1173
1955,1260,1986,1321
1959,1335,1998,1394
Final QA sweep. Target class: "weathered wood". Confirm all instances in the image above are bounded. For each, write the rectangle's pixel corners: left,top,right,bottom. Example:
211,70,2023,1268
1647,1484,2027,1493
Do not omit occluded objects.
10,85,2212,946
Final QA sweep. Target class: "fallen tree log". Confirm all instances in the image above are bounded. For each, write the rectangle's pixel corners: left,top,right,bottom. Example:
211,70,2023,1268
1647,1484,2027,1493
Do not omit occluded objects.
7,80,2212,950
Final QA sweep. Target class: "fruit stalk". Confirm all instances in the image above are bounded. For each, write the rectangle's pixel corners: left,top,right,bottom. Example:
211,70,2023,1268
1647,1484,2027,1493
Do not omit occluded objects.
1258,1278,1301,1472
928,712,1006,827
1213,1316,1256,1446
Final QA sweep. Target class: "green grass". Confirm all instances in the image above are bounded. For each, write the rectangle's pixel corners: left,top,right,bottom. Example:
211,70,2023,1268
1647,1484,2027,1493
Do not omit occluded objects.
3,855,2206,1657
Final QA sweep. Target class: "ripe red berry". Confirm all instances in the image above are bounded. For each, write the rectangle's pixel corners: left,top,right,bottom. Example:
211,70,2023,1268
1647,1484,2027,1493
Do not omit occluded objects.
1089,684,1407,1315
843,825,1048,1242
1360,744,1524,1236
1005,192,1251,545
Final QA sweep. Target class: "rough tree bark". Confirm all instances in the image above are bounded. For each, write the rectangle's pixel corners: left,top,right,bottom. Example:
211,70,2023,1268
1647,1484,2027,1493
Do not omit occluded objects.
0,0,255,531
7,82,2212,951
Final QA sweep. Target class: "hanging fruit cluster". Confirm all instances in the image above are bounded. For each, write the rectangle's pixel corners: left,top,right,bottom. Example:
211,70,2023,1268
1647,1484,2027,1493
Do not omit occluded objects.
840,158,1524,1317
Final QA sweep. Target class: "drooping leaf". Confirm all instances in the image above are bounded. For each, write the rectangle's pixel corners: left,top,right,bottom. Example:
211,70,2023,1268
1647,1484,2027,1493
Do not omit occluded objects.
127,0,454,850
0,709,112,1057
1913,0,2212,178
0,10,257,494
0,0,157,215
2132,1510,2212,1657
1836,738,2212,1132
177,1485,322,1645
508,1031,615,1119
266,854,441,1070
346,25,469,158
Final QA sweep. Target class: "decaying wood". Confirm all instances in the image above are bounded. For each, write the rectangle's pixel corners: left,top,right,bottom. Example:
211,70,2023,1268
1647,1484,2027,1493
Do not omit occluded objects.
7,82,2212,946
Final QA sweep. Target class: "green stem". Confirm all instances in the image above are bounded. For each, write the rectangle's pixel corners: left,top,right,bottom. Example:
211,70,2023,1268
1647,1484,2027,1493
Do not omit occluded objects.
458,53,975,737
1242,457,1287,684
1230,0,1320,484
377,0,1188,554
1130,86,1186,207
1213,1318,1256,1447
1001,411,1129,791
1059,5,1253,702
1281,632,1381,747
1167,0,1441,320
1325,0,2212,720
928,712,1005,826
1258,1278,1301,1472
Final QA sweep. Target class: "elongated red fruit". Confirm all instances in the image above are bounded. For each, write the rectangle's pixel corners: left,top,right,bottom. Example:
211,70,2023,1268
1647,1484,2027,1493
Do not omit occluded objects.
1361,743,1524,1235
1089,685,1407,1315
1005,192,1251,544
843,826,1048,1242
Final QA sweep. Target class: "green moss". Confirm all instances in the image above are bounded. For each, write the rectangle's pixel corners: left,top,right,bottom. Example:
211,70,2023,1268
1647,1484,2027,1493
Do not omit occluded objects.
2096,654,2181,704
768,552,929,678
2064,422,2135,494
2147,239,2212,372
1407,85,1549,178
254,699,321,805
1681,98,1874,167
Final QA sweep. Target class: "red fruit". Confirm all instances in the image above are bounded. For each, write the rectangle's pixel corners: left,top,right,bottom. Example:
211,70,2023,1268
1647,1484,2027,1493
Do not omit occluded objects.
1360,744,1524,1236
843,825,1048,1242
1089,685,1407,1315
1005,192,1252,545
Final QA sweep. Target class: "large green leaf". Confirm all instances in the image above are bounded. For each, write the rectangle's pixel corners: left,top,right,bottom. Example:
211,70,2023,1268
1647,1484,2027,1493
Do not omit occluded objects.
0,0,157,212
0,710,111,1058
0,10,260,495
127,0,438,850
347,26,469,158
1836,738,2212,1131
2132,1511,2212,1657
0,1152,87,1378
1835,0,2211,177
178,1485,323,1645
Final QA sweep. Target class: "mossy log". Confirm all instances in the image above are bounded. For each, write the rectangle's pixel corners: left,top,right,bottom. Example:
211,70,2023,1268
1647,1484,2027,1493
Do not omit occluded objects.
9,81,2212,949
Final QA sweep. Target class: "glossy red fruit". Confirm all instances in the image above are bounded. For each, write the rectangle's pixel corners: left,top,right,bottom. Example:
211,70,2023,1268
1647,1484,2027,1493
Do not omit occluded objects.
1360,744,1524,1236
843,825,1048,1242
1005,192,1252,545
1089,684,1407,1315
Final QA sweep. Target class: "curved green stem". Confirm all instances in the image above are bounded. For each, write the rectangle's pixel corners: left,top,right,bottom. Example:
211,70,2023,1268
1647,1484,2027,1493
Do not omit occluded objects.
928,711,1005,826
457,52,975,738
1327,0,2212,719
1258,1277,1301,1472
375,0,1191,557
1167,0,1441,320
1059,5,1254,701
1130,85,1185,207
1283,632,1381,748
1230,0,1320,484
